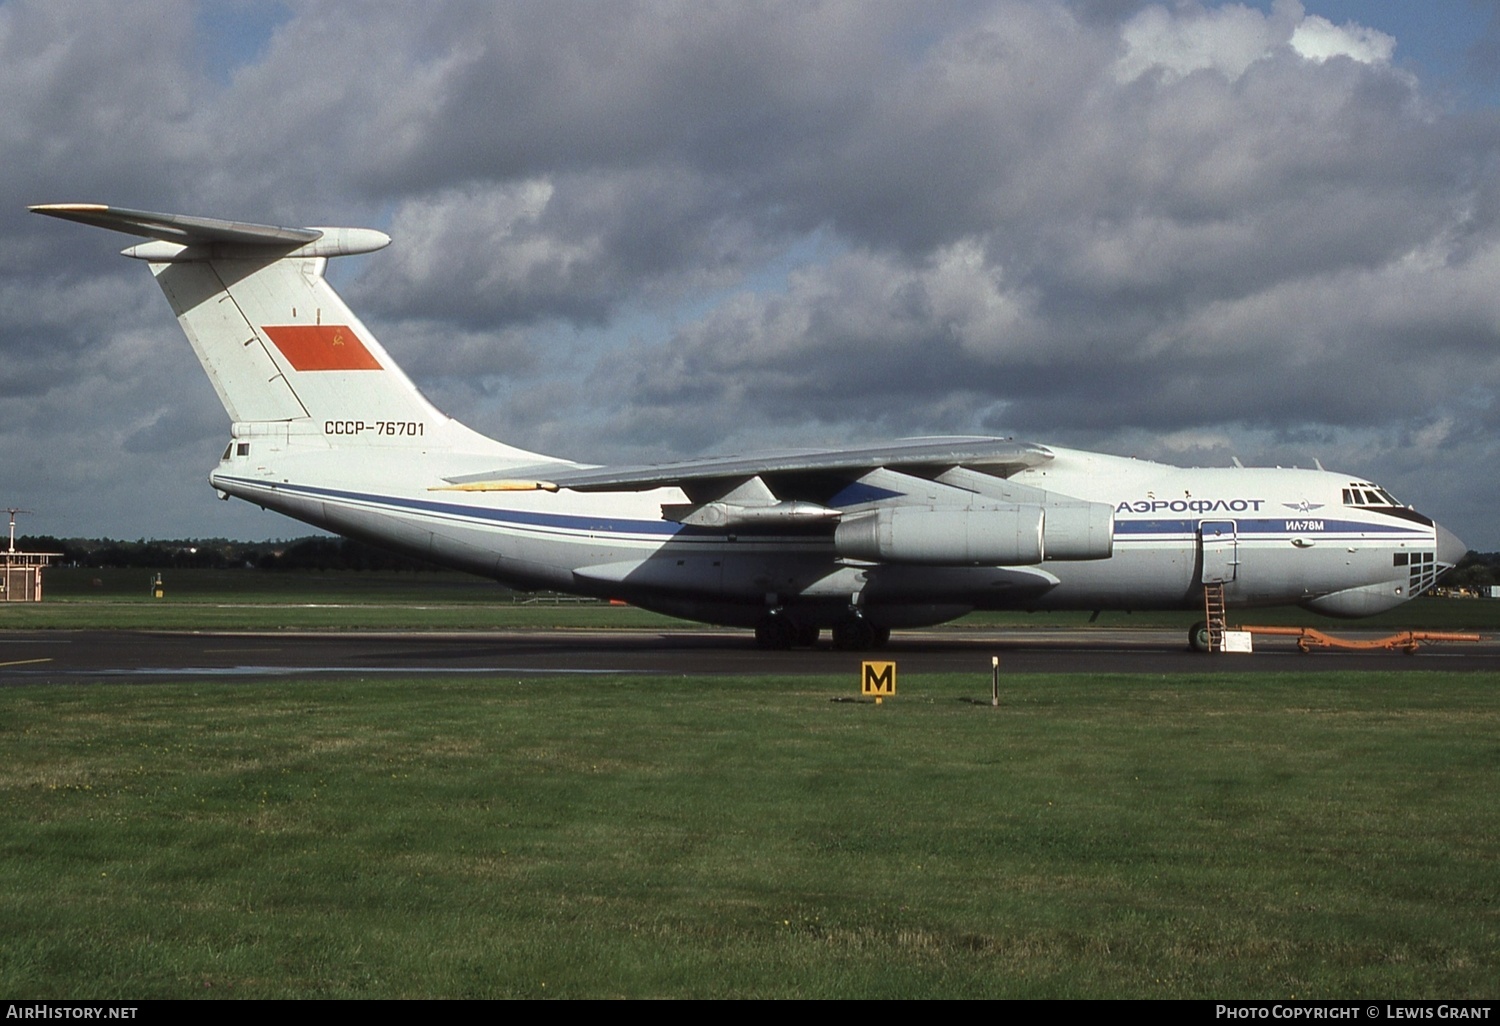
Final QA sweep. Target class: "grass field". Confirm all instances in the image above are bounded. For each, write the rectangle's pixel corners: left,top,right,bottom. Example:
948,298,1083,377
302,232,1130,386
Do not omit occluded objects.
2,568,688,631
2,670,1498,998
8,566,1499,632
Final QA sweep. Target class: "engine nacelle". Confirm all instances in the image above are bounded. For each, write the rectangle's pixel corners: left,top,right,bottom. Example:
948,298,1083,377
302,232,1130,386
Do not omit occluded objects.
833,503,1113,565
1035,501,1115,561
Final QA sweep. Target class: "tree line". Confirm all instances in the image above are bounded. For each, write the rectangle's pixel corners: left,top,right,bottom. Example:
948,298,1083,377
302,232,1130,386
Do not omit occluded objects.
12,535,443,572
1444,551,1500,589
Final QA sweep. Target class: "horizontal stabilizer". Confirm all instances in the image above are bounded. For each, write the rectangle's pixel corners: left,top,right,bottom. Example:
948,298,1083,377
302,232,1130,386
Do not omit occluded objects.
30,203,321,246
29,203,391,260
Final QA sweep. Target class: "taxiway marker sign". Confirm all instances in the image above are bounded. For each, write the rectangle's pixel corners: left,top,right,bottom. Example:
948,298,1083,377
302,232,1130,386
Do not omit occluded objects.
862,661,896,698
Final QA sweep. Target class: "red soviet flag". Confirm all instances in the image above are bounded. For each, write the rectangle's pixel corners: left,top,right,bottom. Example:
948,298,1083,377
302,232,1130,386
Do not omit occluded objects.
262,325,382,371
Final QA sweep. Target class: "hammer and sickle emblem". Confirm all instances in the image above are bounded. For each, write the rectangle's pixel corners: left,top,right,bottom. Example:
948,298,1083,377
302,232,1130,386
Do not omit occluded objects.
331,330,345,346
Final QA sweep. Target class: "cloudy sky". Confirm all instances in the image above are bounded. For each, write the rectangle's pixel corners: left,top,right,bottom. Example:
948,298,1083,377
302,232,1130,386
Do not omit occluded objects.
4,0,1499,550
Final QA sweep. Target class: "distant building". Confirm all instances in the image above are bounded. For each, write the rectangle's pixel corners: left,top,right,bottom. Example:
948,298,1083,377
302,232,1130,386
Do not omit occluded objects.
2,509,61,601
2,551,57,602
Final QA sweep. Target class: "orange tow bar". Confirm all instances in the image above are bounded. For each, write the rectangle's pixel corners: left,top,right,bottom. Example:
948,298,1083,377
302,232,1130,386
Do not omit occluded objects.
1239,626,1481,654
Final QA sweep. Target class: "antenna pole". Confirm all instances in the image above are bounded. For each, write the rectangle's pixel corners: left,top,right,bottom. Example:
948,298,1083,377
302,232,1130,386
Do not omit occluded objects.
5,508,34,555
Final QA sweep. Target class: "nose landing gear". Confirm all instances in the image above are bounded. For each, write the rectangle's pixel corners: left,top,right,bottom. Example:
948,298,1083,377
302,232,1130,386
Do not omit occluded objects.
1189,620,1211,653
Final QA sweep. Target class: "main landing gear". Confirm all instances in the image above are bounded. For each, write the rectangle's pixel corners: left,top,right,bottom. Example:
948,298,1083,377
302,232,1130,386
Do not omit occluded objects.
753,611,820,650
831,611,890,652
753,611,889,651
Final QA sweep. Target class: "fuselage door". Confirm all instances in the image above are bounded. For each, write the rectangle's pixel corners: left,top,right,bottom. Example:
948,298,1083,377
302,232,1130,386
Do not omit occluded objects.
1199,519,1238,583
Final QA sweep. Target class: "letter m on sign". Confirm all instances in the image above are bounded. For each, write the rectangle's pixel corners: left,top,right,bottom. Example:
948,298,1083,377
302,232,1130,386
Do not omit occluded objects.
862,661,896,697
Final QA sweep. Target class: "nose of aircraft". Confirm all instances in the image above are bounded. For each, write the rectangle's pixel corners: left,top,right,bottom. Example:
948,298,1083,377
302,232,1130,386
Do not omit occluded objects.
1436,522,1468,569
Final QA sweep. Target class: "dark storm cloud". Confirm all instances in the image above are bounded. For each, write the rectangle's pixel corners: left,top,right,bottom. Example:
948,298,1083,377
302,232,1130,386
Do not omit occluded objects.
1465,1,1500,87
349,171,777,330
0,2,207,202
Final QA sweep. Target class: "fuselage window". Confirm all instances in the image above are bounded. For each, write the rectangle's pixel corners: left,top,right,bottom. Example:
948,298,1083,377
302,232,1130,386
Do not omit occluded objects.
221,442,234,461
237,443,250,457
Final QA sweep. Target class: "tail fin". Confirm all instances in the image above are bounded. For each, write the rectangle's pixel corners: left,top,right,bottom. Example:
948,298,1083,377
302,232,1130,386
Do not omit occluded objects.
31,204,524,458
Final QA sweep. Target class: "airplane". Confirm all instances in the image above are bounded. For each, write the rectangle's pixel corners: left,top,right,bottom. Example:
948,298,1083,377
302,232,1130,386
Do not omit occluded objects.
32,202,1467,651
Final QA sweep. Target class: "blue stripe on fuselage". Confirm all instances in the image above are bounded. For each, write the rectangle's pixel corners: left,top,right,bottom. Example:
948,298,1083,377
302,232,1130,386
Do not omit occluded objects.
1112,517,1427,537
215,477,684,536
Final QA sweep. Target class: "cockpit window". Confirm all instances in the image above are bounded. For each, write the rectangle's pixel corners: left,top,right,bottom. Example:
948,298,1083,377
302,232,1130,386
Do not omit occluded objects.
1344,483,1401,507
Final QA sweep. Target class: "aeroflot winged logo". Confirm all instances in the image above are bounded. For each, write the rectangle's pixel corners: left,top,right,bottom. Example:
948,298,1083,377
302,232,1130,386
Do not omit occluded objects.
263,325,382,371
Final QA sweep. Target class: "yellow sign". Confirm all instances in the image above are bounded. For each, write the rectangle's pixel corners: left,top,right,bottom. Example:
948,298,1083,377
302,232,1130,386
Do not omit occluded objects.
861,661,896,698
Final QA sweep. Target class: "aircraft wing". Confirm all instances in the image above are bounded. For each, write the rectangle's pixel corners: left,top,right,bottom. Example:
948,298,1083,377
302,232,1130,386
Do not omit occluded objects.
442,437,1053,493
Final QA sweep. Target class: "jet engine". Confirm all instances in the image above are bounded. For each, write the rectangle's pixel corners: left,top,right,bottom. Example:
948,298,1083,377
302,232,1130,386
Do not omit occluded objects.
833,502,1113,566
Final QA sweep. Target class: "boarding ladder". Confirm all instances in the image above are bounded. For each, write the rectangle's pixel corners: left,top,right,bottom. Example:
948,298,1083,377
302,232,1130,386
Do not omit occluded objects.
1203,581,1228,653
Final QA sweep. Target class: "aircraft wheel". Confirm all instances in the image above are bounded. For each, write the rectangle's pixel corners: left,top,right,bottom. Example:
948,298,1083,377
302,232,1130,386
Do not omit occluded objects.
793,624,821,648
755,615,794,650
1188,621,1211,653
871,626,891,648
832,617,877,651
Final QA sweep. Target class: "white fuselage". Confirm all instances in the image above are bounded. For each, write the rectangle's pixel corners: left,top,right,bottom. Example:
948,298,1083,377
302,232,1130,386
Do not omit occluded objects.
209,441,1453,629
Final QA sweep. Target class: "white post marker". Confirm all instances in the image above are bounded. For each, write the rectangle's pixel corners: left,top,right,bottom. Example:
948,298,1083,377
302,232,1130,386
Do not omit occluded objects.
991,655,1000,707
